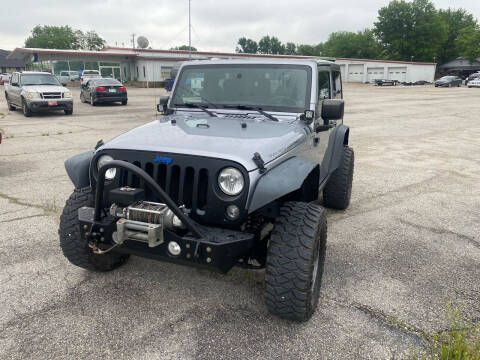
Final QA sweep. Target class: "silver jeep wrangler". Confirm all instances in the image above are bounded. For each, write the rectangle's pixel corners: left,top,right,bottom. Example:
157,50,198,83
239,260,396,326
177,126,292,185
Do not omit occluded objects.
59,59,354,322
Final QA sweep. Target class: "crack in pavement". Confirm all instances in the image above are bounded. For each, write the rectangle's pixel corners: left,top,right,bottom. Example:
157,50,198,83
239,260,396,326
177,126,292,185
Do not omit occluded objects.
0,191,58,217
0,213,49,224
399,219,479,249
324,296,430,345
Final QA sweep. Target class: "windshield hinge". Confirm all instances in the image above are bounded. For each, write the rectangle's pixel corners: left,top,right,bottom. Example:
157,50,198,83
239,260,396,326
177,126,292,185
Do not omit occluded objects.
253,152,266,174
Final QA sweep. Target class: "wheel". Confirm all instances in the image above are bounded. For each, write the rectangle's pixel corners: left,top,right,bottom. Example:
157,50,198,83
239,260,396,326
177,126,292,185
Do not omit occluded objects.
121,99,128,105
58,187,129,271
80,92,86,103
90,94,96,106
64,109,73,115
265,202,327,322
5,94,15,110
323,146,354,210
22,99,32,117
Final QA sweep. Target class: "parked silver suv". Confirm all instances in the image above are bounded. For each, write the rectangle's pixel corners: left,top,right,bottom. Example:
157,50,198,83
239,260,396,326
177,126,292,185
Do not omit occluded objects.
4,71,73,116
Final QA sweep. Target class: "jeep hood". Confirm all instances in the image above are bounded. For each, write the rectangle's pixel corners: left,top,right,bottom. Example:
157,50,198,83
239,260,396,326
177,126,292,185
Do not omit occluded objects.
99,114,308,171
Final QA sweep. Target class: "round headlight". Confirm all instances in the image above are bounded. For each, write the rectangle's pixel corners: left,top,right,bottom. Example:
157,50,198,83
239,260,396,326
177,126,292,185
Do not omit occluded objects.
218,167,244,196
97,155,116,180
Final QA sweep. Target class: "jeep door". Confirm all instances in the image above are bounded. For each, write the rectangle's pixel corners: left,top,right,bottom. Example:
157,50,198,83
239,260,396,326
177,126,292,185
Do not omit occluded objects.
314,69,337,181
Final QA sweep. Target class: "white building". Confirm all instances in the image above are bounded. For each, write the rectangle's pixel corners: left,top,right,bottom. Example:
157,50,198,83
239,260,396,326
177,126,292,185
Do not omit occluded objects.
335,57,436,83
8,47,436,84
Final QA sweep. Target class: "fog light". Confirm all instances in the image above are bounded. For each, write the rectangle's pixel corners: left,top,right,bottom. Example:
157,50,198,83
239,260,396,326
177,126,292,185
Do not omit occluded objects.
168,241,181,256
226,205,240,220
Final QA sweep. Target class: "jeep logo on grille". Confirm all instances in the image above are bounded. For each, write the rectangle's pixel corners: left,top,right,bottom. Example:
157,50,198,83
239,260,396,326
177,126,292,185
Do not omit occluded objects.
153,155,172,165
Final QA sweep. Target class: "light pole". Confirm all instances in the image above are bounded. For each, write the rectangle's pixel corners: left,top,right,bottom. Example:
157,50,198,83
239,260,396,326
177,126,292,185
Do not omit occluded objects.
188,0,192,60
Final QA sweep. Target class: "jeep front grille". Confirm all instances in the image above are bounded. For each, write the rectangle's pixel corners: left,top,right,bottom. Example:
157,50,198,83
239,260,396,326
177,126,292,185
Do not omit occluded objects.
100,150,249,224
119,160,209,210
41,92,62,99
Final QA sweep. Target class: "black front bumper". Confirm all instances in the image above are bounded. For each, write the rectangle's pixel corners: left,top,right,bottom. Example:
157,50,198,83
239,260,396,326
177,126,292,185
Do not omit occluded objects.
78,206,254,273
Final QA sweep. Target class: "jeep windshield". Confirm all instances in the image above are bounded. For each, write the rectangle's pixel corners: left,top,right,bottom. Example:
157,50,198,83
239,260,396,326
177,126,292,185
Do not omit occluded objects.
21,73,61,86
171,64,312,113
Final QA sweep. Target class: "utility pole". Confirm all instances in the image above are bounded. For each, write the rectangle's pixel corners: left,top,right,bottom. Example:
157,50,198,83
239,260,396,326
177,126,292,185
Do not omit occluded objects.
132,33,136,49
188,0,192,60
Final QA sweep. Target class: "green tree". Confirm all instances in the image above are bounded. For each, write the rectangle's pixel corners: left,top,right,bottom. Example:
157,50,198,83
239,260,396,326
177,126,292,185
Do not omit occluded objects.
284,42,297,55
437,8,478,64
321,30,381,59
296,44,322,56
457,25,480,63
258,36,285,54
374,0,447,62
25,25,77,49
172,45,197,51
25,25,106,50
236,37,258,53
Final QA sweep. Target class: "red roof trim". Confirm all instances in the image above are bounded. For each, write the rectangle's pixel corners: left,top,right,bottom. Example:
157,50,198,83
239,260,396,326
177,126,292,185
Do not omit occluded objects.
7,47,136,58
335,57,436,65
103,46,315,59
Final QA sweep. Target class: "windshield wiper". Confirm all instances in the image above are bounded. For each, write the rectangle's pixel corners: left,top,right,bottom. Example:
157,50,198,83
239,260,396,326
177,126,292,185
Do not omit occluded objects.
222,105,278,122
174,102,217,117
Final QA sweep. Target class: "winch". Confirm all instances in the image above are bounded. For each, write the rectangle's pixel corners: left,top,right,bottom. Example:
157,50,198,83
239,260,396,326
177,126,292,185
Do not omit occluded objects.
110,201,186,248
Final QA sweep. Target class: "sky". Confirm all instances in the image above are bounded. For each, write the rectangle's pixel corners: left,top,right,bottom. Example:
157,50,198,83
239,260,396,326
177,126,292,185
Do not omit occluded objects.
0,0,479,52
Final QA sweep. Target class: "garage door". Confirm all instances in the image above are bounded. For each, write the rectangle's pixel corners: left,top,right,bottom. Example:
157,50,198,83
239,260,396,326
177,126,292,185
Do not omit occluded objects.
348,64,364,82
388,67,407,82
367,68,384,83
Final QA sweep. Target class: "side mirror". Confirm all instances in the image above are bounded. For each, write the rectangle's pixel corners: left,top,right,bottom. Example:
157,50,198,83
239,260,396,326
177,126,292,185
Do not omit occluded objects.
157,95,170,113
321,99,344,123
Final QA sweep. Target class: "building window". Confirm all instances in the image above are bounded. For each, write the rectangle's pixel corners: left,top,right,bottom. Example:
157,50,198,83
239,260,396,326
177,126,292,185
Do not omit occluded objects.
143,66,146,78
161,66,173,80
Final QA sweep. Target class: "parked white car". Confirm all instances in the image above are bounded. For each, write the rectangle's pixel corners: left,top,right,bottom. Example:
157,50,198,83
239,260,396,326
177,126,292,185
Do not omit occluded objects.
58,71,79,85
467,78,480,88
80,70,101,85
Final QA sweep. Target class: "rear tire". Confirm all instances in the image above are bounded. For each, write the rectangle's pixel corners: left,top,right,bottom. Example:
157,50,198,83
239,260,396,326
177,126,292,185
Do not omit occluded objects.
323,146,354,210
265,202,327,322
90,94,96,106
22,99,32,117
64,109,73,115
80,92,86,103
121,99,128,105
59,187,129,271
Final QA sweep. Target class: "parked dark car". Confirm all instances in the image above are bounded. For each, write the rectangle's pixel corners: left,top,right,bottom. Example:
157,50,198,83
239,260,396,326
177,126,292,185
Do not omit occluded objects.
434,76,462,87
80,78,127,106
465,73,480,86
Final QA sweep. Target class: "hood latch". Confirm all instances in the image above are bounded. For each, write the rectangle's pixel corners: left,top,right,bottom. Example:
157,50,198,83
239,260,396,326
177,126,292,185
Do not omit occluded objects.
253,152,266,174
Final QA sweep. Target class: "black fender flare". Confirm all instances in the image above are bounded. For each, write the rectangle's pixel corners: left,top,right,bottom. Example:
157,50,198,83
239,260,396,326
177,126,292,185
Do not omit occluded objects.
64,151,93,189
321,124,349,177
247,157,318,212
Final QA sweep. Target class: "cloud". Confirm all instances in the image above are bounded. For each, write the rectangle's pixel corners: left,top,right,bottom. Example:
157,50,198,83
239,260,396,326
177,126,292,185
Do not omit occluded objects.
0,0,479,51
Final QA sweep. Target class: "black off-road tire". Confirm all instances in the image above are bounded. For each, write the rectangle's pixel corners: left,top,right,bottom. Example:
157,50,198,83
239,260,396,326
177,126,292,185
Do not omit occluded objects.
323,146,354,210
59,187,129,271
22,99,32,117
265,202,327,322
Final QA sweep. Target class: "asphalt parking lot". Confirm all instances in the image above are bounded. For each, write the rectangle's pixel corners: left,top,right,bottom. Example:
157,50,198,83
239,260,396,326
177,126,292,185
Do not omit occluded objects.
0,84,479,359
